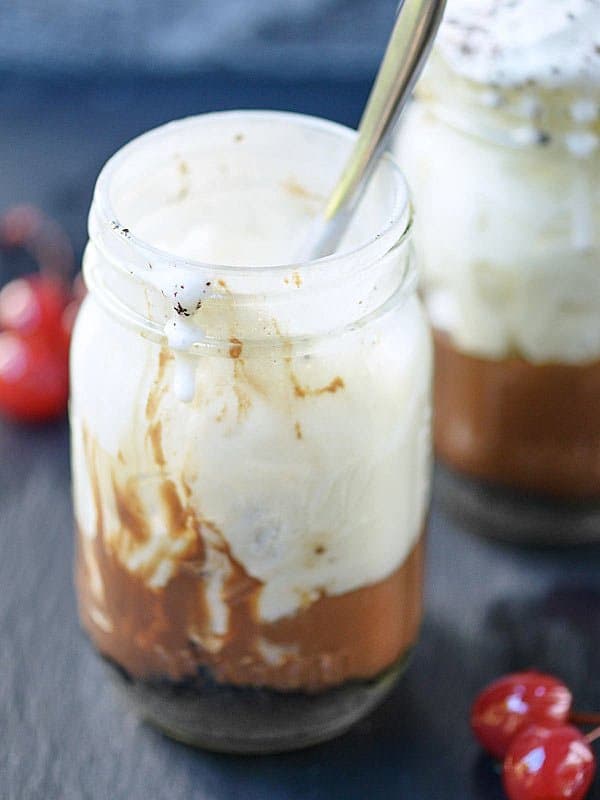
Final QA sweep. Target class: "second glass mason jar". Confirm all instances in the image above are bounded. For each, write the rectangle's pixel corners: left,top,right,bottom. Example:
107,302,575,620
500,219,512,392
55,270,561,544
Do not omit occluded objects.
70,111,433,752
397,41,600,544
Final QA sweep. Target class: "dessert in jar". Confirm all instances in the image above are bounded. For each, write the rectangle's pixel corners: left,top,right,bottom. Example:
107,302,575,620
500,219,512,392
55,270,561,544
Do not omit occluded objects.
70,111,433,753
396,0,600,543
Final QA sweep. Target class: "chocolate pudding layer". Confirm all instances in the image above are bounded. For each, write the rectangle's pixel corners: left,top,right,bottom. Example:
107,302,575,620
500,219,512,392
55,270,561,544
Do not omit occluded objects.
76,479,424,751
434,332,600,500
77,526,424,693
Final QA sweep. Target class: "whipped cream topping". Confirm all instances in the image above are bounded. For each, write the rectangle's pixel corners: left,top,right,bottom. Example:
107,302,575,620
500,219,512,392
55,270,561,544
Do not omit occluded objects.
394,1,600,364
439,0,600,89
397,103,600,363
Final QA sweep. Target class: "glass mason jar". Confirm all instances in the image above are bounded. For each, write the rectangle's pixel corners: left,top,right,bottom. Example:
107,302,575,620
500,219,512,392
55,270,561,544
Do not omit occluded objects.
396,52,600,545
70,111,433,753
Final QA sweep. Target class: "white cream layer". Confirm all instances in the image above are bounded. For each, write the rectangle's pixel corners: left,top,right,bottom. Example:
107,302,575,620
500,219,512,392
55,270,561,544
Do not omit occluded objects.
72,291,432,624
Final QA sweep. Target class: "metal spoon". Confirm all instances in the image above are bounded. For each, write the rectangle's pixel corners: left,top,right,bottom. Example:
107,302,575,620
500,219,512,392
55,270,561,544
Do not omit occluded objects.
298,0,447,261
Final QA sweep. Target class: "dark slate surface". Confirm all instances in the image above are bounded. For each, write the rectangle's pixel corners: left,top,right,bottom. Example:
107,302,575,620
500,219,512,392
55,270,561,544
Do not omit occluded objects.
1,73,599,800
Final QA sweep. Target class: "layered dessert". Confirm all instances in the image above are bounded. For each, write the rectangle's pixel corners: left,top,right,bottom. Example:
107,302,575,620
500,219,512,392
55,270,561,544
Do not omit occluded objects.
71,112,432,750
396,0,600,527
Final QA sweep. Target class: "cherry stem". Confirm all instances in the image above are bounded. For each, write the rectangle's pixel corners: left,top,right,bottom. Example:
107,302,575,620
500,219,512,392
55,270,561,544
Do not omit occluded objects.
570,711,600,727
586,725,600,745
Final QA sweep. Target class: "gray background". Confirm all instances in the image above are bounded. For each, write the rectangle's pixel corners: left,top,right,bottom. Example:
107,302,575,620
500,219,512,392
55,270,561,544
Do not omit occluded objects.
0,0,397,79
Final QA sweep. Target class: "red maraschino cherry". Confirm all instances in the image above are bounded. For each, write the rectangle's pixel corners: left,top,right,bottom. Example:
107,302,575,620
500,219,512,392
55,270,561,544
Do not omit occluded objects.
0,206,85,423
471,671,572,759
503,724,596,800
0,331,69,422
0,275,70,342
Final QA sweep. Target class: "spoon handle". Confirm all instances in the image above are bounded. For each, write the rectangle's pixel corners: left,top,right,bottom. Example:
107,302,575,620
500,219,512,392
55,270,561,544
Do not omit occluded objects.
304,0,446,259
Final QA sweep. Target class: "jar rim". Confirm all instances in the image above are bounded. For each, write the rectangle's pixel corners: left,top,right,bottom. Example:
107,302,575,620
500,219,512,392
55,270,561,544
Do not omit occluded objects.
91,110,412,277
